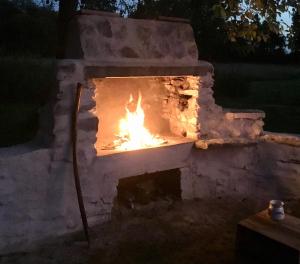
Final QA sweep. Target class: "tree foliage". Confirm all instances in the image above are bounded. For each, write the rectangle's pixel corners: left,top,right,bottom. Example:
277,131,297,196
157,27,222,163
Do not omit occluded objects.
129,0,230,60
128,0,291,60
213,0,300,46
0,0,57,57
130,0,299,47
1,0,299,61
290,8,300,56
52,0,300,54
79,0,117,11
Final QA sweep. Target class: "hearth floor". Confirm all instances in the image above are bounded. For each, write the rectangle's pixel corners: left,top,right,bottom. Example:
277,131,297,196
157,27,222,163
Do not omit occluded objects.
97,136,195,157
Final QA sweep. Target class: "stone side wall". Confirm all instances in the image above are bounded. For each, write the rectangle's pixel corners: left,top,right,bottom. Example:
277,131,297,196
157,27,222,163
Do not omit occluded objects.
0,60,109,255
181,142,300,210
54,60,111,226
0,146,93,255
196,72,265,140
54,59,99,166
0,60,94,255
1,139,299,254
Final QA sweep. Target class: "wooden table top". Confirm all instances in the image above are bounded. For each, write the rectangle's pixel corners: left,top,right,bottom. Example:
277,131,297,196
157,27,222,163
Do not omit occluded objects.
238,210,300,251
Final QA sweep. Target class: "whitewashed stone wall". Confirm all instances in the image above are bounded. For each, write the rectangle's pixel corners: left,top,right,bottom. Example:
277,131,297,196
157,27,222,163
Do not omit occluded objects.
54,60,113,225
1,138,299,254
181,142,300,210
0,148,77,254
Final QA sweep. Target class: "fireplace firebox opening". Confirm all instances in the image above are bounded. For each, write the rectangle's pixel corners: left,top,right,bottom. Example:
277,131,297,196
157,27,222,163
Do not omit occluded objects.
92,75,200,156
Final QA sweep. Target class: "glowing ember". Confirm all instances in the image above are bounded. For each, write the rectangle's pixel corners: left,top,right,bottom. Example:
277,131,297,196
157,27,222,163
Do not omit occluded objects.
113,92,166,151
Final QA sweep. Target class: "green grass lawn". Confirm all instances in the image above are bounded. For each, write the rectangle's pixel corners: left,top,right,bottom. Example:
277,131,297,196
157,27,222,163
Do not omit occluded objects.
0,103,39,146
0,57,55,147
214,63,300,134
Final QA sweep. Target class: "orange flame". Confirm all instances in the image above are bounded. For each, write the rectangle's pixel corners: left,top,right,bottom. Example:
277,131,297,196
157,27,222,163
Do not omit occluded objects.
114,92,165,151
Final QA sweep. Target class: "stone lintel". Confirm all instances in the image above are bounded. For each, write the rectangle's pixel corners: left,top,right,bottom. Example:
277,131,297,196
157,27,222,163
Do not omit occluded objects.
85,64,213,79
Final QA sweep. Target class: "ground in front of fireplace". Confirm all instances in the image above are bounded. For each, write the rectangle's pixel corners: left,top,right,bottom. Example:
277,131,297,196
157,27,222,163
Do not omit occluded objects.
1,198,300,264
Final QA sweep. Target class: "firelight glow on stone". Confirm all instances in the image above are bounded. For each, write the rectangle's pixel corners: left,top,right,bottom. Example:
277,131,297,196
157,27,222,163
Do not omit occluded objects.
114,92,165,151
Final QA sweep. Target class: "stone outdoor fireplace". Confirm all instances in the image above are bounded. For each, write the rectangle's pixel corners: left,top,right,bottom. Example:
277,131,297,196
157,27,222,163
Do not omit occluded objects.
2,9,300,255
56,10,266,153
54,10,266,221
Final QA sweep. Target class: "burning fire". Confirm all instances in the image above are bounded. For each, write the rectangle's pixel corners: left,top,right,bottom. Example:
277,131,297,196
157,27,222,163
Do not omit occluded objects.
113,92,165,151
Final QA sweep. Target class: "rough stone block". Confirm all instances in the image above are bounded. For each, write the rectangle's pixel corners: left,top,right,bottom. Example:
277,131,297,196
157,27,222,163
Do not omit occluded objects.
79,88,96,111
57,60,84,81
200,73,214,89
53,115,72,135
56,63,76,81
225,110,266,121
77,116,98,132
178,89,199,97
77,130,97,143
77,145,97,165
53,103,72,116
51,146,72,162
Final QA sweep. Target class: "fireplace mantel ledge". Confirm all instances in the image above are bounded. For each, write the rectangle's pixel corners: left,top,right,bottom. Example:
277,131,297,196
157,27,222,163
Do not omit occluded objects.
195,132,300,149
195,138,258,149
261,132,300,147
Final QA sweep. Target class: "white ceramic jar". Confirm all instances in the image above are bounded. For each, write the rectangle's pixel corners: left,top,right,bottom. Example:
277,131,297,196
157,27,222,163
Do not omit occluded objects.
268,200,285,221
